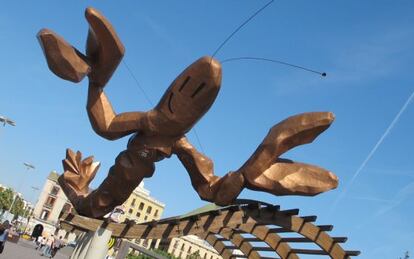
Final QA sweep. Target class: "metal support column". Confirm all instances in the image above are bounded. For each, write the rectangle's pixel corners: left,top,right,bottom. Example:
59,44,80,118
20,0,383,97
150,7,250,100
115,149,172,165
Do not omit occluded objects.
84,227,112,259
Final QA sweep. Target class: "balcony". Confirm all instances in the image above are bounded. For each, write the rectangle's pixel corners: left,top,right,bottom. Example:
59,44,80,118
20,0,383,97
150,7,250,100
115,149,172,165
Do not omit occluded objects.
43,203,54,209
49,186,60,197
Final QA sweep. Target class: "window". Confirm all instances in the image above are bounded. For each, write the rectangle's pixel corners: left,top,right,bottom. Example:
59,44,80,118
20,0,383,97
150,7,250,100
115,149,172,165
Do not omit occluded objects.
144,216,148,221
136,212,141,218
50,186,60,196
146,206,152,214
62,203,72,213
138,202,144,210
154,209,159,217
40,210,49,220
128,208,133,214
44,196,56,208
131,198,136,207
187,246,191,253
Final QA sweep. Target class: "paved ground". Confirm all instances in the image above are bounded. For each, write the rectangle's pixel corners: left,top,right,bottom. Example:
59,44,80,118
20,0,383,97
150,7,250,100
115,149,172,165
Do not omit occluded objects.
0,239,69,259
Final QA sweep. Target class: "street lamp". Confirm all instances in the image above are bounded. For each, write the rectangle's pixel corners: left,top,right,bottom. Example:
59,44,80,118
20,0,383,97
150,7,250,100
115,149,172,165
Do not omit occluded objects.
7,163,36,221
23,163,35,170
22,186,40,235
0,115,16,127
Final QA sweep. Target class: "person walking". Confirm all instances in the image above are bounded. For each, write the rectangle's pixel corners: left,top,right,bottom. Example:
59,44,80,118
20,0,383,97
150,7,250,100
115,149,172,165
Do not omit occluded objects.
39,234,47,251
41,234,55,258
35,235,44,250
0,221,10,254
50,236,63,258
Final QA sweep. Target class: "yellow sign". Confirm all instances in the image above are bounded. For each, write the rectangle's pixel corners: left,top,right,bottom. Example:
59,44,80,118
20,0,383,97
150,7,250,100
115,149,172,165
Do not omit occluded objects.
108,237,116,249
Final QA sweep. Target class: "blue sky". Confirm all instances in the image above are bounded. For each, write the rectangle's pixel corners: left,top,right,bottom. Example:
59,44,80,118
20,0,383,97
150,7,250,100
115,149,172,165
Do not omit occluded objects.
1,1,413,257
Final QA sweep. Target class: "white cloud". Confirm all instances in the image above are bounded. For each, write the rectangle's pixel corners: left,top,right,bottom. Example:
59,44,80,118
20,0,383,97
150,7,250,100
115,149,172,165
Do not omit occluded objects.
374,180,414,217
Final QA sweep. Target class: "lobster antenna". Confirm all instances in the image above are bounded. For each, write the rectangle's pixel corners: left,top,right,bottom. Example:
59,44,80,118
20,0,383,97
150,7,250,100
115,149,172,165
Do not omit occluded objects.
211,0,274,58
122,59,154,106
221,57,327,77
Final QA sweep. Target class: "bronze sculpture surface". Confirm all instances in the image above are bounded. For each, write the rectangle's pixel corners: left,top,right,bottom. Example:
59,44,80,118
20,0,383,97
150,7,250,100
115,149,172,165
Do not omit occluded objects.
38,7,338,218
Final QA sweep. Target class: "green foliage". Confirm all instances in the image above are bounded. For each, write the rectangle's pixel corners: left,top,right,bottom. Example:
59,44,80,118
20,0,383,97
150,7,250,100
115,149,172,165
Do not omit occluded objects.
0,188,13,211
153,249,179,259
126,249,179,259
0,188,28,219
188,251,202,259
11,196,25,218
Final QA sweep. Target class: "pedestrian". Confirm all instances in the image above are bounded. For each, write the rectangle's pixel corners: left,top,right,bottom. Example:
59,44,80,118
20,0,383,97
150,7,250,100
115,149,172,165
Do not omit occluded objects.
39,234,47,250
35,235,44,250
41,234,55,258
50,236,63,258
0,221,10,254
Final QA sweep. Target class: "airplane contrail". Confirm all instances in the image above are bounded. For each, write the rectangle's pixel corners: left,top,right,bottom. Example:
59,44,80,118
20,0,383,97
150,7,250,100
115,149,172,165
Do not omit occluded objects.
330,89,414,214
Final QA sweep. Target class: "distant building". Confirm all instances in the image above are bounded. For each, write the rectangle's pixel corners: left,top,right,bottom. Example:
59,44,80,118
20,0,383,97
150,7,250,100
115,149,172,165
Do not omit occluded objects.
27,171,166,247
168,235,222,259
27,171,75,240
120,181,165,223
163,204,224,259
114,181,165,251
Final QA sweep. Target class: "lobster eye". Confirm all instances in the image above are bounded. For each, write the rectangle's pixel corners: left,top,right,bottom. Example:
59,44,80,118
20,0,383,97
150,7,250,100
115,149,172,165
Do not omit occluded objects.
191,82,206,98
179,76,191,92
168,92,174,113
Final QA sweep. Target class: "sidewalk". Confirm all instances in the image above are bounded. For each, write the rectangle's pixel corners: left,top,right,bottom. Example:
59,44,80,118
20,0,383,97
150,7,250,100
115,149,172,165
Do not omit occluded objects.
0,239,68,259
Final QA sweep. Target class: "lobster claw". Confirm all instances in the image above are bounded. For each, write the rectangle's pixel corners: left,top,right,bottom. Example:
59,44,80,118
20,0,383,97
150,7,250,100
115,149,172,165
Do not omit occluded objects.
37,7,124,87
37,29,90,83
238,112,339,196
245,158,338,196
85,7,125,87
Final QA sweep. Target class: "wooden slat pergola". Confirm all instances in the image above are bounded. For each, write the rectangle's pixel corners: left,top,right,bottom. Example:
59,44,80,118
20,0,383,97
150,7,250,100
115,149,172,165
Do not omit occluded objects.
59,199,360,259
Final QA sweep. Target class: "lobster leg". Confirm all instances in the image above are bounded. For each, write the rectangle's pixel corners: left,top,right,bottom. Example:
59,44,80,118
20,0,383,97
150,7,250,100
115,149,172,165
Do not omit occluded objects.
173,112,338,207
173,137,245,206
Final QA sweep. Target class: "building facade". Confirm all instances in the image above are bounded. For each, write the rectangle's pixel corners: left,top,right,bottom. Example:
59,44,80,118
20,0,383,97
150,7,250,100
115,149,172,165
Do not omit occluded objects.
27,171,75,239
28,171,166,248
120,181,165,223
115,182,165,251
167,235,222,259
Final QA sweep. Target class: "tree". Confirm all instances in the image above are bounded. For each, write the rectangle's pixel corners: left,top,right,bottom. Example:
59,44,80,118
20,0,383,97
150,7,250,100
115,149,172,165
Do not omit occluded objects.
0,188,14,211
188,251,202,259
11,196,25,219
126,249,179,259
0,188,28,219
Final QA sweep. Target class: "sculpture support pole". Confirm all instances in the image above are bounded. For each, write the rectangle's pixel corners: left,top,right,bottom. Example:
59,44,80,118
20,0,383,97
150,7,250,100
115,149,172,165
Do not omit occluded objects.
84,227,112,259
70,232,93,259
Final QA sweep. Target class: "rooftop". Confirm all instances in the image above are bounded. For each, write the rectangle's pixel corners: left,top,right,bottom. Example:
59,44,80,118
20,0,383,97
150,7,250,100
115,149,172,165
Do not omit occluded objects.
47,171,59,182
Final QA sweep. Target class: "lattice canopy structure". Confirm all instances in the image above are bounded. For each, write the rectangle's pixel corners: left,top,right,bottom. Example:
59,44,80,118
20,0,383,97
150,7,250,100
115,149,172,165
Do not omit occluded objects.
59,200,360,259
